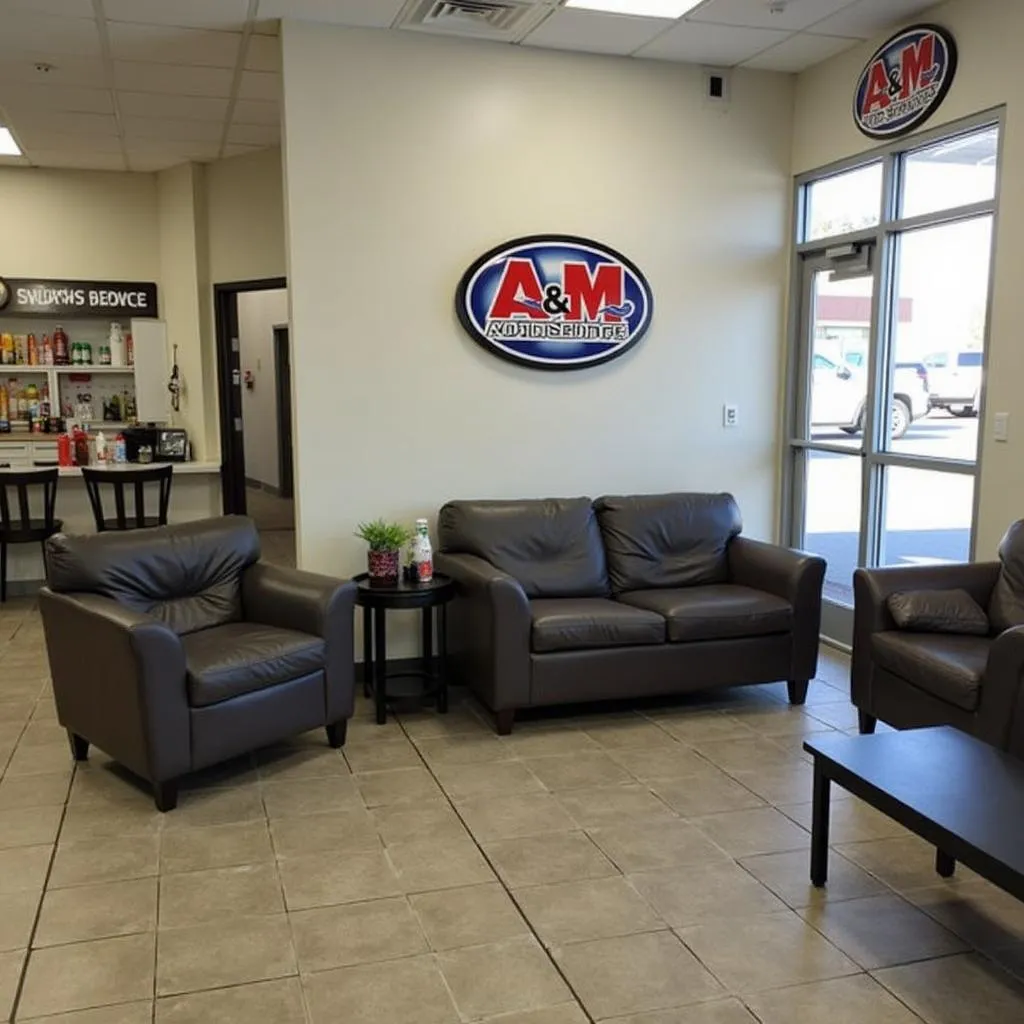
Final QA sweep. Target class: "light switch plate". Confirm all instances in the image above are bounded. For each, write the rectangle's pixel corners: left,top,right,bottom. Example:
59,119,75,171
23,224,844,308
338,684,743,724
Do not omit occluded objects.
723,404,739,428
994,412,1010,442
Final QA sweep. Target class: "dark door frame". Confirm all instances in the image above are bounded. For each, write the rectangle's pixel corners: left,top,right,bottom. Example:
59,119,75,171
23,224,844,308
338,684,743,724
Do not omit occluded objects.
273,325,294,500
214,276,287,515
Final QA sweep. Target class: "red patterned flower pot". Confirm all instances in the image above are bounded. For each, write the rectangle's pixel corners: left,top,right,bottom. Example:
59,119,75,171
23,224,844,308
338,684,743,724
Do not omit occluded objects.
367,548,400,582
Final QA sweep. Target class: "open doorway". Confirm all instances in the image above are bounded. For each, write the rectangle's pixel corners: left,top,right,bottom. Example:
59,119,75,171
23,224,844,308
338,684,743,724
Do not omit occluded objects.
214,277,295,567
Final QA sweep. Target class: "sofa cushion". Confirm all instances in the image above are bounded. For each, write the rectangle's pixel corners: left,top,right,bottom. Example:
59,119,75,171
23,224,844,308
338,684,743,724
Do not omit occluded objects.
618,585,792,643
438,498,608,598
887,589,990,636
989,520,1024,633
46,516,260,636
183,622,326,707
530,598,665,653
594,493,742,593
871,631,991,712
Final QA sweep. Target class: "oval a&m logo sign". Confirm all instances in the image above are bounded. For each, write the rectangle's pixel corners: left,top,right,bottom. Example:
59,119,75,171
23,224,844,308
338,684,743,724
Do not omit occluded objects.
854,24,957,140
456,235,653,371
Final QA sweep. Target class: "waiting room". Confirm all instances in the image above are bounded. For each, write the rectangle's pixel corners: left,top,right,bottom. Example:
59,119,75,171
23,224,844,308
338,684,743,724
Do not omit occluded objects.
2,0,1024,1022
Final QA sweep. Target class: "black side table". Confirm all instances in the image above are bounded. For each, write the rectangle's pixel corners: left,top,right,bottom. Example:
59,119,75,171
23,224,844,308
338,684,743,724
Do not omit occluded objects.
354,573,456,725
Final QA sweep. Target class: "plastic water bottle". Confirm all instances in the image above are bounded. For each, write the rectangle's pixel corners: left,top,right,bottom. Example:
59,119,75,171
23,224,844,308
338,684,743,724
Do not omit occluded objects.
114,432,127,464
413,519,433,582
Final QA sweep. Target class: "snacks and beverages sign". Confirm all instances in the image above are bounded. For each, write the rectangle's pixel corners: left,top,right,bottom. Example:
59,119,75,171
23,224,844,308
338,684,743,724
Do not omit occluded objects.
0,277,158,318
456,235,653,371
854,25,957,140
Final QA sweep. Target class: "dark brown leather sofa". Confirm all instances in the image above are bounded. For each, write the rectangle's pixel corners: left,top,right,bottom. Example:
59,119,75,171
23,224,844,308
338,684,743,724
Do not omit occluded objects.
435,493,825,733
853,551,1024,749
39,516,356,810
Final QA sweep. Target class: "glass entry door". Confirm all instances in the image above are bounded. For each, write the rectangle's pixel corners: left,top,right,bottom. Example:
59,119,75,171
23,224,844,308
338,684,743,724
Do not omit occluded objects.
786,117,1000,646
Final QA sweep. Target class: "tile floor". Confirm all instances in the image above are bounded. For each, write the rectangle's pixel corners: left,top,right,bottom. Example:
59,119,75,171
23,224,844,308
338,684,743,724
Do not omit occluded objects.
2,600,1024,1022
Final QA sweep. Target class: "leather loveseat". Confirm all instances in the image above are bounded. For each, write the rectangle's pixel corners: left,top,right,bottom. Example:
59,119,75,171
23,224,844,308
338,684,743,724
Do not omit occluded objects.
435,493,825,733
39,516,356,810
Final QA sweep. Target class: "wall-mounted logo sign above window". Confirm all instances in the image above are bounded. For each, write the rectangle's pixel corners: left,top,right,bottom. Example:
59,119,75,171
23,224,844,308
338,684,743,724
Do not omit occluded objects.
456,235,653,371
854,25,957,140
0,277,158,318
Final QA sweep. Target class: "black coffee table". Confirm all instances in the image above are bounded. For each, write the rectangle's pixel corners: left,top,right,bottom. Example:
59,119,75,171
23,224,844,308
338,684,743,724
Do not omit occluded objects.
804,726,1024,901
354,573,456,725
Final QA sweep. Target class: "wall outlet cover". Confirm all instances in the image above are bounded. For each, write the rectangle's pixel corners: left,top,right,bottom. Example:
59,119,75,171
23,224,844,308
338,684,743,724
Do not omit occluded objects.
723,404,739,428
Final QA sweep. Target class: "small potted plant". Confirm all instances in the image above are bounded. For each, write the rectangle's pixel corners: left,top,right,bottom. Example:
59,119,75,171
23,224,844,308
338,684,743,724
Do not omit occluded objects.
356,519,412,583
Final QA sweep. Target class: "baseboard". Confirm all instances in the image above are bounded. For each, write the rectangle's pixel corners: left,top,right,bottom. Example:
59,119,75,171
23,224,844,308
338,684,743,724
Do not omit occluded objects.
3,578,43,599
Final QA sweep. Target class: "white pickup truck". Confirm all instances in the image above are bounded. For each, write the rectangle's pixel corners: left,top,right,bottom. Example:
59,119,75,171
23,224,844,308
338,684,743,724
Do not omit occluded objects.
925,350,983,417
810,354,930,439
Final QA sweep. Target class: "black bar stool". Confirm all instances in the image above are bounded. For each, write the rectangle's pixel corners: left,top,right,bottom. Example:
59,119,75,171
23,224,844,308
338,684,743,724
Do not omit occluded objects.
0,468,61,602
82,465,173,532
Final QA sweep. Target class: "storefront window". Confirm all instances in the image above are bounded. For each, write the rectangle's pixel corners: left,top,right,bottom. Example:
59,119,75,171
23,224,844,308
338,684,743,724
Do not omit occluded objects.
900,126,999,219
804,162,883,242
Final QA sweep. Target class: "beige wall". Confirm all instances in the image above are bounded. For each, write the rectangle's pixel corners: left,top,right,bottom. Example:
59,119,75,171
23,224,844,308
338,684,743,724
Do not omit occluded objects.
792,0,1019,557
281,22,795,653
206,147,287,286
0,167,159,280
157,163,208,456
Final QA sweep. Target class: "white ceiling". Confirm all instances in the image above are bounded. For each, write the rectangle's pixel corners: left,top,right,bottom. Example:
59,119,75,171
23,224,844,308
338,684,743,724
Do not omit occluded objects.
0,0,939,174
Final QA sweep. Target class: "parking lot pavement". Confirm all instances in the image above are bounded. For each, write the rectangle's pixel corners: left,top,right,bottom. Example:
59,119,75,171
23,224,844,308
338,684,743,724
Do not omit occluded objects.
803,412,978,601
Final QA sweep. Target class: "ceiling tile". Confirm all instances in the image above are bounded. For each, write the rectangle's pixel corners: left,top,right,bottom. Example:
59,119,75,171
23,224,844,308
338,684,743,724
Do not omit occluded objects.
0,12,102,57
808,0,938,40
121,117,224,143
107,23,243,68
126,139,221,169
103,0,252,31
689,0,854,32
524,9,673,56
0,56,107,89
743,30,854,71
635,21,790,65
226,122,279,146
0,84,113,114
118,92,230,121
223,143,265,158
3,0,94,15
13,129,123,153
238,70,281,101
113,61,234,98
245,33,281,72
10,110,118,137
26,148,127,171
232,99,280,126
255,0,407,28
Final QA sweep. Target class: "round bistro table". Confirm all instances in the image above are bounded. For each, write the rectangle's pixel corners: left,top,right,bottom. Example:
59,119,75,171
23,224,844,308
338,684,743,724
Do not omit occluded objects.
354,572,456,725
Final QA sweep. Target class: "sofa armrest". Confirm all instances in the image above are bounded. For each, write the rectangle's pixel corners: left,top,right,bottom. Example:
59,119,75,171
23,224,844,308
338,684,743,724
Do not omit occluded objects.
435,552,531,712
978,626,1024,749
852,562,1001,712
39,589,189,783
241,562,357,722
729,537,825,682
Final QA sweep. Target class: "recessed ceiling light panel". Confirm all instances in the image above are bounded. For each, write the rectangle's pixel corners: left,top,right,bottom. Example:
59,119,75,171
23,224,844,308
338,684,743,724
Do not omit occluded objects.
0,128,22,157
565,0,705,17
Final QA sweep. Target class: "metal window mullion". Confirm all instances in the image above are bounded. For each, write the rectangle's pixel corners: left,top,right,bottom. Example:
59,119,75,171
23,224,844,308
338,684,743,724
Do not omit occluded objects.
873,452,978,475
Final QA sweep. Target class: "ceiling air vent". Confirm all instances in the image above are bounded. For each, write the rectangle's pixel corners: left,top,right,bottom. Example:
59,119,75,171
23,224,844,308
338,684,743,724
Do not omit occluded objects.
398,0,548,41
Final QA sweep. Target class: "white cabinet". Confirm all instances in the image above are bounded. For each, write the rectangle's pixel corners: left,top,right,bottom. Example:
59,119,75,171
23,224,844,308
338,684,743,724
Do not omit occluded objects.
131,319,169,422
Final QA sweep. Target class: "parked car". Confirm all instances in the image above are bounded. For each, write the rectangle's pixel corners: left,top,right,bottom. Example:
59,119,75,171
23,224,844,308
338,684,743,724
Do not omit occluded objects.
843,351,930,393
810,354,929,439
925,350,983,417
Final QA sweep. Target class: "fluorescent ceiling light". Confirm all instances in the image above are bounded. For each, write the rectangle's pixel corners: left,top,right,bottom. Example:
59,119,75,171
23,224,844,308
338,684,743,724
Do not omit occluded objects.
565,0,705,17
0,128,21,156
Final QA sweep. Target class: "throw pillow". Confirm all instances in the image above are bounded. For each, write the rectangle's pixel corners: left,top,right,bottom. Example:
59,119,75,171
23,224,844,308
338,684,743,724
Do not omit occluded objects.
887,589,990,636
989,520,1024,633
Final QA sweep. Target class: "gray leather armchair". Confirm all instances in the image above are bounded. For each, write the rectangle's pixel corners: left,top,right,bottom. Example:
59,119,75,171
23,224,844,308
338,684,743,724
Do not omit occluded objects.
40,516,356,810
853,560,1024,748
437,494,825,734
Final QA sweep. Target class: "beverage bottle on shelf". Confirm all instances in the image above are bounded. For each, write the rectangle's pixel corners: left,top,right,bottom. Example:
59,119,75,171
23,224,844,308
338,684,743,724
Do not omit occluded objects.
53,325,69,365
108,323,125,367
0,386,8,433
27,334,37,366
412,519,434,583
13,335,25,365
95,431,108,464
82,340,93,365
114,432,126,464
42,334,53,365
57,432,72,467
125,332,134,367
0,334,11,366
